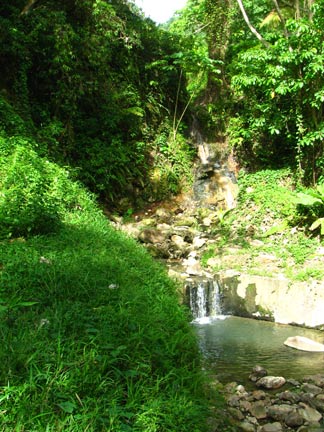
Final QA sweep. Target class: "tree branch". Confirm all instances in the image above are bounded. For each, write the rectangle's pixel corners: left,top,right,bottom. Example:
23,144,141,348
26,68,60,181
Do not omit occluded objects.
20,0,38,16
272,0,289,39
236,0,270,48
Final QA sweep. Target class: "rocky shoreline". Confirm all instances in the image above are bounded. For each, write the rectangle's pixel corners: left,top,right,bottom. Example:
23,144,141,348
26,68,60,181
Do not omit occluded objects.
221,366,324,432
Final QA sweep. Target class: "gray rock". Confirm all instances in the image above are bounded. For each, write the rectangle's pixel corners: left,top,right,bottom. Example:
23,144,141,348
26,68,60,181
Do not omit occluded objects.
228,395,241,408
249,401,268,419
256,376,286,390
298,405,322,423
302,383,323,395
267,404,295,421
304,375,324,389
297,425,324,431
287,378,301,387
252,390,267,401
277,390,301,403
228,407,245,421
250,366,268,382
138,228,166,244
259,422,282,432
239,420,256,431
192,236,207,249
284,410,304,427
170,235,188,254
313,397,324,413
240,400,252,413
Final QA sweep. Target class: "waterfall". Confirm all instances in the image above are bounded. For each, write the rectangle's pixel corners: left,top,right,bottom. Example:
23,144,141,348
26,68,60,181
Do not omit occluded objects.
189,120,238,211
186,278,224,322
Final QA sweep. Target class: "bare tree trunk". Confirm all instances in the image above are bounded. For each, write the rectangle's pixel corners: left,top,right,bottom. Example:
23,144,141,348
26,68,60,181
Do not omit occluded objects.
272,0,289,39
235,0,270,48
295,0,301,19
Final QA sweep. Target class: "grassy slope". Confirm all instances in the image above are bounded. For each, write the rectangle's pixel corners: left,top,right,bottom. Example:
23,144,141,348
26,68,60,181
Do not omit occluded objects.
0,162,210,431
203,168,324,282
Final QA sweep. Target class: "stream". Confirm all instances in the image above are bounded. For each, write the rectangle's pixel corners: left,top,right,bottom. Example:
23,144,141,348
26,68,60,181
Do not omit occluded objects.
187,278,324,386
193,315,324,385
119,127,324,391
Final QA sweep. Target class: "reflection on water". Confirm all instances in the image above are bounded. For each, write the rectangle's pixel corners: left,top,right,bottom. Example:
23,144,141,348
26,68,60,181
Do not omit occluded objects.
194,316,324,384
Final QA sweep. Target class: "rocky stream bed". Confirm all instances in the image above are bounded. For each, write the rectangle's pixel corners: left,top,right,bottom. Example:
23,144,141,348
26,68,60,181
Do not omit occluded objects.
220,366,324,432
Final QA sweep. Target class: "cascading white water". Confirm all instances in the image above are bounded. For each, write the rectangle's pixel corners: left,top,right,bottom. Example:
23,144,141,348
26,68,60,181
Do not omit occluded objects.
186,279,224,322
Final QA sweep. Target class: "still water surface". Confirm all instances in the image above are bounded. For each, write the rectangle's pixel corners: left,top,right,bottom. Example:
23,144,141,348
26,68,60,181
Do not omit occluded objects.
193,316,324,384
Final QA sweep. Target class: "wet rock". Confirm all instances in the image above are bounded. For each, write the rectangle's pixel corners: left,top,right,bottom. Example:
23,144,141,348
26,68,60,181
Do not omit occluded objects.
145,243,170,259
224,382,239,394
182,255,202,275
277,390,301,404
228,407,245,421
237,384,249,397
202,216,213,227
267,404,295,421
121,223,141,238
239,420,256,431
250,366,268,382
256,376,286,390
302,383,323,396
313,397,324,413
304,376,324,389
300,393,318,408
284,336,324,352
297,425,324,431
156,223,172,231
284,410,304,427
174,215,197,227
258,422,283,432
138,217,156,227
249,401,268,419
298,405,322,424
155,208,170,221
287,379,301,387
171,234,188,249
228,395,241,408
240,400,252,413
252,390,267,401
138,228,166,244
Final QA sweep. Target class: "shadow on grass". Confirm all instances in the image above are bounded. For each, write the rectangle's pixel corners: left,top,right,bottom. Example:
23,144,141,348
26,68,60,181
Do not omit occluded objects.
0,217,209,431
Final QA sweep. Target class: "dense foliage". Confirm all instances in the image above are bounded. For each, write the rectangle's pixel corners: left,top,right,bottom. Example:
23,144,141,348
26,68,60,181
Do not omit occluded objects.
174,0,324,186
0,0,195,207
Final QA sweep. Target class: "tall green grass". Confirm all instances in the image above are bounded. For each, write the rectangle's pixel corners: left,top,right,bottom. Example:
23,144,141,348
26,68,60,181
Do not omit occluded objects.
0,136,208,431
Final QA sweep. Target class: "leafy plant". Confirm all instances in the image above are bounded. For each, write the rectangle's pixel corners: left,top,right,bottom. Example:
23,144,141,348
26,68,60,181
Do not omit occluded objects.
296,184,324,234
0,135,93,239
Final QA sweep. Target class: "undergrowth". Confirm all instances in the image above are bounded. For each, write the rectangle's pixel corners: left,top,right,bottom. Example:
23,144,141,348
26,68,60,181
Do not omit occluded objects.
0,136,211,431
203,168,324,281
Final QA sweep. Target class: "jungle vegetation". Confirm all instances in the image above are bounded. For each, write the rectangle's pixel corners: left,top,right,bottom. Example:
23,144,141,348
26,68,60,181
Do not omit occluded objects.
1,0,324,430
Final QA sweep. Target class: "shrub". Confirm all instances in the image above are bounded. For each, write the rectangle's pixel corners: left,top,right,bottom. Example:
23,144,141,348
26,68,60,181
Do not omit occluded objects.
0,135,91,238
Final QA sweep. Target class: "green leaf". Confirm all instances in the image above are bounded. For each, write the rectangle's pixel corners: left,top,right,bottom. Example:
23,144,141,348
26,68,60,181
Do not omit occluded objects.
310,217,324,234
295,192,322,206
58,401,77,414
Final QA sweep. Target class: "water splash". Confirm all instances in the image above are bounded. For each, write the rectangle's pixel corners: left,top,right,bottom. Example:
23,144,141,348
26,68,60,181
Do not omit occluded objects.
186,278,227,323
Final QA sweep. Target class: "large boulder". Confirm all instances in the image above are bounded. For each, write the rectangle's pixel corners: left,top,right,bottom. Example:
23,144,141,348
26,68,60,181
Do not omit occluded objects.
284,336,324,352
256,376,286,390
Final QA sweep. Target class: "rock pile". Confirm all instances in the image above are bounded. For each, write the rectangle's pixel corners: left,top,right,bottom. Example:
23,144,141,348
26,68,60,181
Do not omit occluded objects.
223,366,324,431
111,204,218,278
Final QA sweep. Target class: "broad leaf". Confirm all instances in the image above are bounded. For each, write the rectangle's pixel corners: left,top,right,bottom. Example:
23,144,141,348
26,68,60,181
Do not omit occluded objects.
310,217,324,235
